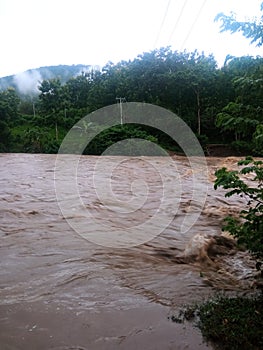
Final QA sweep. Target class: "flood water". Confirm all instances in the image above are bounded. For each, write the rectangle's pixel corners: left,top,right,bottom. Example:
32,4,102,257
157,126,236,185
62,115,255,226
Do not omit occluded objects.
0,154,257,350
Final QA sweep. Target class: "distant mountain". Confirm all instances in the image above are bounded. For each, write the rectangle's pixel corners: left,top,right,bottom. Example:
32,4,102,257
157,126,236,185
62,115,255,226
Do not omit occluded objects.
0,64,96,95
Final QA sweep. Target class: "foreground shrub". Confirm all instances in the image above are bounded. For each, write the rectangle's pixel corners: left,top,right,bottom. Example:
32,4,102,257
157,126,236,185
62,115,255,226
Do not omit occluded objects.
198,294,263,350
214,156,263,268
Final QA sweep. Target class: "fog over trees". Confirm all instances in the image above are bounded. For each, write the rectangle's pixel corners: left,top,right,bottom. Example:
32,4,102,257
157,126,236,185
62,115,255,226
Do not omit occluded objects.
0,48,262,155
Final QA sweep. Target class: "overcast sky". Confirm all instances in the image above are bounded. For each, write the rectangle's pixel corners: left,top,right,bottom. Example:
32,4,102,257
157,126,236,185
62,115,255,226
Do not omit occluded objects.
0,0,262,77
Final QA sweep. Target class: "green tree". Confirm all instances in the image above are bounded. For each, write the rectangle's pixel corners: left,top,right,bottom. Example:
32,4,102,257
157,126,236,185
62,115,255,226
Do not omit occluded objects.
23,126,60,153
215,6,263,153
184,52,217,135
65,73,91,110
214,157,263,266
84,124,159,155
216,102,259,142
0,88,20,150
38,78,63,140
253,123,263,155
215,2,263,47
0,88,20,122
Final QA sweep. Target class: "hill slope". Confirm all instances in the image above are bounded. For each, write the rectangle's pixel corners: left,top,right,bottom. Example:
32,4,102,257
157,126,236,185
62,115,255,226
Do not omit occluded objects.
0,64,94,95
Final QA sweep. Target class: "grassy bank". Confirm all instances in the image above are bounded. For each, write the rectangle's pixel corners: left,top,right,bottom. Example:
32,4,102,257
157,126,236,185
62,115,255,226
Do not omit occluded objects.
198,294,263,350
171,294,263,350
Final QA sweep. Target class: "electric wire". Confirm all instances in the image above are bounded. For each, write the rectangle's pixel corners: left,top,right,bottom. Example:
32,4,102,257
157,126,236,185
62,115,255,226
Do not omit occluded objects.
168,0,189,43
154,0,172,48
179,0,208,51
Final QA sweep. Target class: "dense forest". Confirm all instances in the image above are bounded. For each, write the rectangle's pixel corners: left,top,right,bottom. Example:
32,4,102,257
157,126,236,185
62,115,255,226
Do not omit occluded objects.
0,47,262,155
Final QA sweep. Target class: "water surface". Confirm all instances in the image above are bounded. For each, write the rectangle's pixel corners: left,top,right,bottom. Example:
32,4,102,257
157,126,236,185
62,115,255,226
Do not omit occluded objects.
0,154,256,350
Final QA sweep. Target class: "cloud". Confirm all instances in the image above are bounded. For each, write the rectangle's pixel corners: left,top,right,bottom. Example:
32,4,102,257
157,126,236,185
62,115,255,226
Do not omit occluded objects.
13,70,42,95
75,65,100,77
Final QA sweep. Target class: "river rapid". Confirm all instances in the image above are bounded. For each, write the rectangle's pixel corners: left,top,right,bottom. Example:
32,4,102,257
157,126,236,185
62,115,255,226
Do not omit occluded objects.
0,154,257,350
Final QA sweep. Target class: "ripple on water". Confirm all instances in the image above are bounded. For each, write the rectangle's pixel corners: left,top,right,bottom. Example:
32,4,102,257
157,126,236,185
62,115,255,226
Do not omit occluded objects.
0,154,258,350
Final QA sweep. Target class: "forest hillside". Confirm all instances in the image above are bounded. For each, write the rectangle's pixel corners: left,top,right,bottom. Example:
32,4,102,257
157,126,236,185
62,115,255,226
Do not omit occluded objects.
0,48,262,155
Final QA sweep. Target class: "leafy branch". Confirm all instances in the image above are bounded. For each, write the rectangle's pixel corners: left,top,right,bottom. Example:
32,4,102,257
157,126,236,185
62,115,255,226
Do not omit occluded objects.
214,157,263,263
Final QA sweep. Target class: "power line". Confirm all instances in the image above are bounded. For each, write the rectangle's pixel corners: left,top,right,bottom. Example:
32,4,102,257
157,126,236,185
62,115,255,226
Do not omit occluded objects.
154,0,172,48
168,0,189,43
179,0,208,51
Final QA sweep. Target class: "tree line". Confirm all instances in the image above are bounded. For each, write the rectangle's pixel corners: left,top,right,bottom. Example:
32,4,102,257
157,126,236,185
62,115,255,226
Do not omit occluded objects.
0,47,262,155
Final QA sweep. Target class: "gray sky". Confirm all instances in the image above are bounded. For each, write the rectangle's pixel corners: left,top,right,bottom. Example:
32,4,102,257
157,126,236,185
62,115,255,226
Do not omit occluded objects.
0,0,262,77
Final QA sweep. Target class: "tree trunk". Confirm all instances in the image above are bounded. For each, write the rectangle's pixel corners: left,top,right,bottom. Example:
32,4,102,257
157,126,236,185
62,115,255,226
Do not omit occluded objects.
195,89,201,135
55,122,58,141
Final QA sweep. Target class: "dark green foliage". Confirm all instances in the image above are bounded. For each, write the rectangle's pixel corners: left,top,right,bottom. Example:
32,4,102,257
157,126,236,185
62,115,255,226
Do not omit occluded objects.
0,88,20,150
0,120,11,151
216,102,260,141
253,124,263,155
197,294,263,350
230,140,253,155
0,88,20,122
0,48,262,154
215,58,263,153
84,124,161,155
26,127,60,153
170,294,263,349
214,157,263,262
214,3,263,154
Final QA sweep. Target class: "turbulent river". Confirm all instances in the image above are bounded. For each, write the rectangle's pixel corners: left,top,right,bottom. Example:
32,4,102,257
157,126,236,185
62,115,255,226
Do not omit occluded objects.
0,154,257,350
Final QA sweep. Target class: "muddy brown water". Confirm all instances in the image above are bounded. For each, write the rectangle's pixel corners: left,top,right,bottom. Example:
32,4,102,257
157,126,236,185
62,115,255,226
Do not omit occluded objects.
0,154,258,350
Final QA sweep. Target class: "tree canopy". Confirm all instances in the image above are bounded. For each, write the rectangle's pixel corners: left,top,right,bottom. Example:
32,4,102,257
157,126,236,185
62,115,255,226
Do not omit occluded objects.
0,46,262,155
215,2,263,47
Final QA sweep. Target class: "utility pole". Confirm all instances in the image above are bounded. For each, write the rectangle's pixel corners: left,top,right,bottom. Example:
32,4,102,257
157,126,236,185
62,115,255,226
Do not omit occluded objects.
31,96,36,118
116,97,126,125
32,101,36,118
